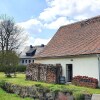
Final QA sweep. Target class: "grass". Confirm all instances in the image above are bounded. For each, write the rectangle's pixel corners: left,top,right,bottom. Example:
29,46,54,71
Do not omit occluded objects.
0,72,100,99
0,87,32,100
0,72,52,86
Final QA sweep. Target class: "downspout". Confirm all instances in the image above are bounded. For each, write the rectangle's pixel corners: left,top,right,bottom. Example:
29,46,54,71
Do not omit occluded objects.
97,54,100,87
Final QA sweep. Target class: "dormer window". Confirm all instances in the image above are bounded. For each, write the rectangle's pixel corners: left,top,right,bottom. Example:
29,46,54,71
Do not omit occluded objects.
26,49,36,56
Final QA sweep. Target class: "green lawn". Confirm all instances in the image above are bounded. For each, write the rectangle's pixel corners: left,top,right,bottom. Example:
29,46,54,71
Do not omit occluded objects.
0,72,52,86
0,72,100,99
0,87,32,100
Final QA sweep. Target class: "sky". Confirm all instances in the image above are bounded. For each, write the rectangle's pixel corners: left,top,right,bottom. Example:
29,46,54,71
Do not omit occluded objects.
0,0,100,48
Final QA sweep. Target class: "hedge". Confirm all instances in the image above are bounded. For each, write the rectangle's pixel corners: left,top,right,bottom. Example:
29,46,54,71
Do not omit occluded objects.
16,65,26,72
0,65,26,72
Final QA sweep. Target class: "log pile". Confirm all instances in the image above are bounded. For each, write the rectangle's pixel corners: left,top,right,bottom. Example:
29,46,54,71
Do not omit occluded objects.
46,66,56,83
26,63,62,83
39,66,47,81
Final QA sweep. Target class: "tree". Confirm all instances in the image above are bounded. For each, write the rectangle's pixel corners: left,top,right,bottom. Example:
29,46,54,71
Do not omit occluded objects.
0,15,26,52
0,51,19,77
0,15,27,77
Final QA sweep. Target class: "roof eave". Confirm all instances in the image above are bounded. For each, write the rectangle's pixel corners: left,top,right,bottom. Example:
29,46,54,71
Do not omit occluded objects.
35,53,100,60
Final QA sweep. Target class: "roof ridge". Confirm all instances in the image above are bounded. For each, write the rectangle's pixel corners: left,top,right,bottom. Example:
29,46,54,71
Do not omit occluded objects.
60,15,100,29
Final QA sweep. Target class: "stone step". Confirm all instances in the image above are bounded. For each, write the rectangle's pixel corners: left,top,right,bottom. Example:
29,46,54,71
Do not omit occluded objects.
91,94,100,100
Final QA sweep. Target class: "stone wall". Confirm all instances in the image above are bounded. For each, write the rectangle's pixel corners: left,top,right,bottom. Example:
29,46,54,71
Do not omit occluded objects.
26,63,62,83
2,82,92,100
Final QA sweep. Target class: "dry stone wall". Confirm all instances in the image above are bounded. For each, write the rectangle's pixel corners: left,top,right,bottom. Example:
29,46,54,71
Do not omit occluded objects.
2,82,92,100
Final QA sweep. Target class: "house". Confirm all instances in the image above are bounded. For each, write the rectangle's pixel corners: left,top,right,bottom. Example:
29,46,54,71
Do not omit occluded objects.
35,16,100,86
19,44,45,65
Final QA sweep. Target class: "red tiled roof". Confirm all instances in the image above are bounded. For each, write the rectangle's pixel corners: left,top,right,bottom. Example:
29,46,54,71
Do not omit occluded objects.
36,15,100,58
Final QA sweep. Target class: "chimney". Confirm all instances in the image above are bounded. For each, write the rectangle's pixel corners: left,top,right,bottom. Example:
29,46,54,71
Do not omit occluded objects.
30,45,33,48
41,44,44,47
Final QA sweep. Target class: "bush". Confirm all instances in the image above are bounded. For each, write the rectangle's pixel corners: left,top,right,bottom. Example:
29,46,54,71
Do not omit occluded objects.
74,92,84,100
16,65,26,72
0,80,6,88
72,76,98,88
0,65,26,72
3,66,17,77
0,65,26,73
0,66,5,72
4,66,17,73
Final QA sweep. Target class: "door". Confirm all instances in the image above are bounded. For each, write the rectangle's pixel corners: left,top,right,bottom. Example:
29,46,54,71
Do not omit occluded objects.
66,64,73,82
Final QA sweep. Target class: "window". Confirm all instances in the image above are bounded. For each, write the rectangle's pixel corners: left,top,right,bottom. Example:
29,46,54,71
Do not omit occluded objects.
22,60,24,63
25,60,27,63
29,60,31,63
33,60,34,63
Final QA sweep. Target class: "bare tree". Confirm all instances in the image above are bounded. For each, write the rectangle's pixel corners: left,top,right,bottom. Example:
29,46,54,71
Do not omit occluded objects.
0,15,27,52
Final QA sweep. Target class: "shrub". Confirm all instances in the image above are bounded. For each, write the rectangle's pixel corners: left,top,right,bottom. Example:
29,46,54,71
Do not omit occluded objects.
0,66,16,72
3,66,17,77
72,75,98,88
0,66,5,72
0,80,6,88
74,92,84,100
0,65,26,72
16,65,26,72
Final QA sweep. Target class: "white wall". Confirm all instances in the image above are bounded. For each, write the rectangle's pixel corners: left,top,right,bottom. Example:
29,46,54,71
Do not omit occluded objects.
35,55,99,82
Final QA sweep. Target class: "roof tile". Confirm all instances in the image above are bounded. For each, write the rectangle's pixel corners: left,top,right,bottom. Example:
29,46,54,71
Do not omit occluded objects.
36,16,100,58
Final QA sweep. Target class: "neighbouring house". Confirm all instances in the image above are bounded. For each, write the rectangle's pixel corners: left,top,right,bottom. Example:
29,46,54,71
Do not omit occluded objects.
35,16,100,86
19,44,45,65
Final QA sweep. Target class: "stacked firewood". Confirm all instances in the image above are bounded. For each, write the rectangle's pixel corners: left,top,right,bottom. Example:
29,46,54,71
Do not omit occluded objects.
39,66,47,81
46,67,56,83
26,63,39,81
26,63,62,83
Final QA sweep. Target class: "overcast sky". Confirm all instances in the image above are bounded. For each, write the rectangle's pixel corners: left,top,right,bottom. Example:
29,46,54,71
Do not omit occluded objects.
0,0,100,47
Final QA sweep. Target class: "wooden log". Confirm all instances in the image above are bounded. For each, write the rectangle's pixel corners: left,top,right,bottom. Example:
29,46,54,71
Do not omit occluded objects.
26,63,62,83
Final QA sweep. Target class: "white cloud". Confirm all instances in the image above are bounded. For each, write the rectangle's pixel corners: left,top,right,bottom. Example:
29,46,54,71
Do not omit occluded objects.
39,0,70,22
74,15,89,21
17,0,100,31
17,18,43,34
22,33,50,46
39,0,100,23
33,38,51,46
44,17,74,29
17,18,50,49
24,33,50,46
17,0,100,51
17,19,41,29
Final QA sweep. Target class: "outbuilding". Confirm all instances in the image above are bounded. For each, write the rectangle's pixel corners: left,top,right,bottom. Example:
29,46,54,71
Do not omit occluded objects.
35,16,100,86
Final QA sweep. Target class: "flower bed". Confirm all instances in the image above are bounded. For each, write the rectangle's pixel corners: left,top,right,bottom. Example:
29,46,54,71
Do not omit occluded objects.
72,76,98,88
